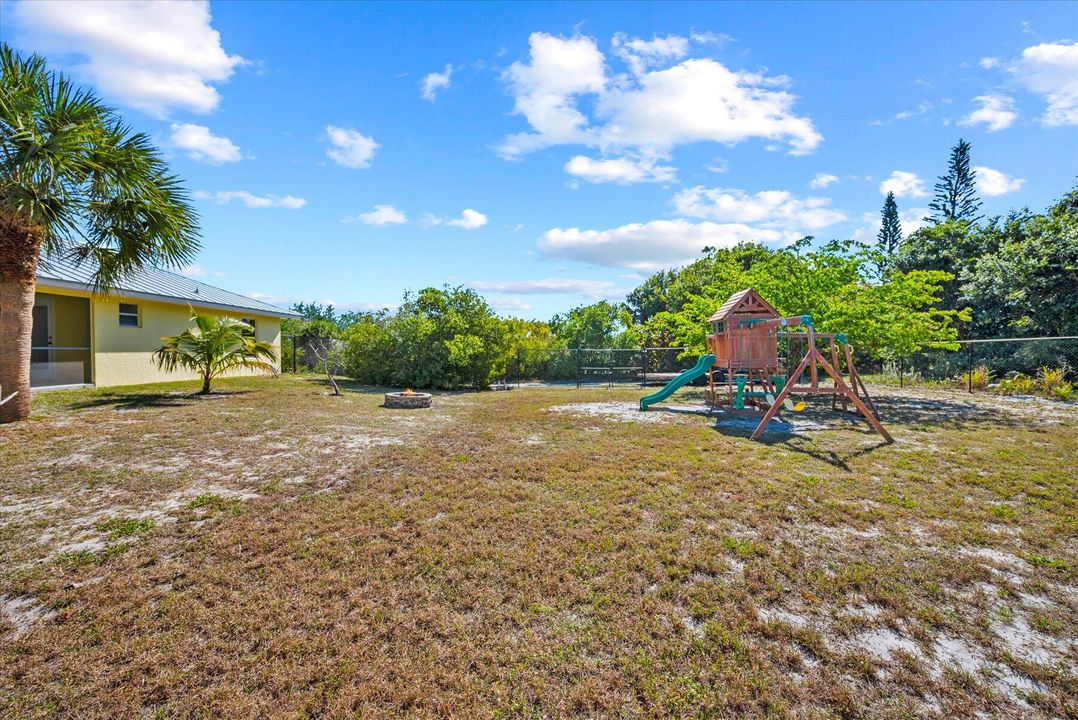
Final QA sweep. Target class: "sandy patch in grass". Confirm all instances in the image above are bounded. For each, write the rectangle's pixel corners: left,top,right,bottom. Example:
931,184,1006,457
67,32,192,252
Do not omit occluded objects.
1,595,56,640
548,402,670,423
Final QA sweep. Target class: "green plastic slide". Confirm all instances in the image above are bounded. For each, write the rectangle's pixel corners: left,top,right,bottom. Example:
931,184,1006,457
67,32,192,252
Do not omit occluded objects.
639,354,716,411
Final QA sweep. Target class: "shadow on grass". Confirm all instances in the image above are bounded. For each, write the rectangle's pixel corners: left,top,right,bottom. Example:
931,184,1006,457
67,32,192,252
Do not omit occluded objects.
66,390,250,411
870,393,1026,430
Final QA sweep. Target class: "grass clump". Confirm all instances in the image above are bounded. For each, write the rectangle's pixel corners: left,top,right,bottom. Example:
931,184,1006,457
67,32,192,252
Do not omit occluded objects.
96,516,156,538
188,494,243,515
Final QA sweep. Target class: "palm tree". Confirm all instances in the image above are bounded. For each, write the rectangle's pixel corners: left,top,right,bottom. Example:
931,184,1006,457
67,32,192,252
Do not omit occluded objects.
153,313,278,395
0,44,199,423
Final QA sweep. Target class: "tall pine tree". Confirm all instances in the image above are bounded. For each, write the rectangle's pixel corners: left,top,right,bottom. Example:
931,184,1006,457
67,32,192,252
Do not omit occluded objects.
876,191,902,276
928,138,982,224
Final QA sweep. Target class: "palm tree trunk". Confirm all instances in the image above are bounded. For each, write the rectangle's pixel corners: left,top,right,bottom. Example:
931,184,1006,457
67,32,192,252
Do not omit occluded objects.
0,218,44,424
200,373,212,394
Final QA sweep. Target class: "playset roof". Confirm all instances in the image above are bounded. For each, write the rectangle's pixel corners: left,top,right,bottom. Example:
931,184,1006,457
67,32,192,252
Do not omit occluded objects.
708,288,779,323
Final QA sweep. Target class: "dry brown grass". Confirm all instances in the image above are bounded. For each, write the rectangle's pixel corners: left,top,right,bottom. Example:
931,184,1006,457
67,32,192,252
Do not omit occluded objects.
1,375,1075,719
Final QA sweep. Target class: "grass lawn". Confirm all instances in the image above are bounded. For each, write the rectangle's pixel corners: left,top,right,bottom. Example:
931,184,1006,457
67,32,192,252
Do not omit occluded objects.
1,374,1075,718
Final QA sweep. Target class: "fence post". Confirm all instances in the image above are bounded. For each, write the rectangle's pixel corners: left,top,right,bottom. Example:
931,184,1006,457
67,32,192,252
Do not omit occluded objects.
292,337,297,373
608,349,614,388
898,356,904,389
516,347,522,388
575,348,581,388
642,347,648,387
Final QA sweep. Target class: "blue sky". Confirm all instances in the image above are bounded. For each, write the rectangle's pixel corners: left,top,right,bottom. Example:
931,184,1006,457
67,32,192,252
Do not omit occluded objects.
3,1,1076,319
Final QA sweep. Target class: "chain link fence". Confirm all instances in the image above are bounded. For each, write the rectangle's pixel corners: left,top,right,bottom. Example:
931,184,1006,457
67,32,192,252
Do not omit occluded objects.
877,336,1078,398
504,347,693,386
284,335,1077,399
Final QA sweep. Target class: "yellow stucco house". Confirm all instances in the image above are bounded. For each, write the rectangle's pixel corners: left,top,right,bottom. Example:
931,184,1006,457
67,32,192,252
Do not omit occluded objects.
31,256,300,389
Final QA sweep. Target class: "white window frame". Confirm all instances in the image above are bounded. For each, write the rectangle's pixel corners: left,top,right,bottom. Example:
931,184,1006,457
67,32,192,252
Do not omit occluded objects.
118,303,140,328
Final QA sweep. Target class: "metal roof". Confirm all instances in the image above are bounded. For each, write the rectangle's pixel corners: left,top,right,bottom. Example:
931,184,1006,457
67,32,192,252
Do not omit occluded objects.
708,288,779,322
36,255,300,319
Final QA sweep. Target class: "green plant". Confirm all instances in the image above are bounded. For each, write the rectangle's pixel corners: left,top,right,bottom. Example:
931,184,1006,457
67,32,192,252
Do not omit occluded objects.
154,312,278,394
1050,381,1073,402
1037,366,1067,392
96,516,155,538
967,365,992,391
0,44,198,424
995,372,1036,396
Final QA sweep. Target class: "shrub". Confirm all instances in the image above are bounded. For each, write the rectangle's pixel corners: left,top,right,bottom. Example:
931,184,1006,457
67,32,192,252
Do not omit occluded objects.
1037,366,1067,393
341,286,508,390
996,372,1036,396
967,365,992,391
1051,381,1073,402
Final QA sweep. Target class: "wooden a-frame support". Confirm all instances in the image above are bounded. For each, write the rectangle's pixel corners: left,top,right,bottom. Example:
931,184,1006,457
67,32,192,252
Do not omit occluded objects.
749,343,893,443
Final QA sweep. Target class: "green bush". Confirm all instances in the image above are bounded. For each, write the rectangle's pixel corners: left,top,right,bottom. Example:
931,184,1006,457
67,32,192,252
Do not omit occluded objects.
341,286,508,390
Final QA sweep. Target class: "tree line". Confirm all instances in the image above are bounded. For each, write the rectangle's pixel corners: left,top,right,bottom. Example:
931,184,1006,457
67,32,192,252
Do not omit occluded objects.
285,140,1075,389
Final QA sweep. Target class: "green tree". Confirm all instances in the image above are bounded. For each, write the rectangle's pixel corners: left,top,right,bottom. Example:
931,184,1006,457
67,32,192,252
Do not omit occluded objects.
342,286,508,389
928,138,982,224
876,191,902,275
551,301,639,348
0,45,199,422
153,313,278,394
960,190,1078,338
893,219,991,315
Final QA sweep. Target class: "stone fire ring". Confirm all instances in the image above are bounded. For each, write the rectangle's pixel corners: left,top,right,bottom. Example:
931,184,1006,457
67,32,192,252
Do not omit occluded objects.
383,391,433,409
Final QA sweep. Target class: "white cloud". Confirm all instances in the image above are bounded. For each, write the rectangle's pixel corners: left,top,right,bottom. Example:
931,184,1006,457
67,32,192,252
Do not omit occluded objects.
1009,41,1078,126
672,187,847,231
468,278,623,298
499,33,607,158
974,166,1025,196
809,173,839,189
168,123,241,164
428,208,488,229
346,204,408,225
707,158,729,174
10,0,244,117
564,154,676,184
870,101,934,125
179,264,224,279
498,32,822,168
611,33,689,77
196,190,306,209
959,95,1018,132
324,125,379,169
420,64,453,101
852,207,930,244
879,171,928,198
979,57,1000,69
486,296,533,313
538,219,787,271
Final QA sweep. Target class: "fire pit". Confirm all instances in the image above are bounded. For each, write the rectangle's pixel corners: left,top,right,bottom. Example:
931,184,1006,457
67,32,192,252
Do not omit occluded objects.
383,389,432,409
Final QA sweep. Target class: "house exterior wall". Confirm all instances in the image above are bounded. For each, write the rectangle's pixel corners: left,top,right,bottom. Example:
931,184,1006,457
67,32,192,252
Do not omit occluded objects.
90,295,283,387
31,290,93,386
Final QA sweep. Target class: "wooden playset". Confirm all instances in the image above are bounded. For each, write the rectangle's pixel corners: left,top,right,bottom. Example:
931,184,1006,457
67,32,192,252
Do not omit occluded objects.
703,289,892,443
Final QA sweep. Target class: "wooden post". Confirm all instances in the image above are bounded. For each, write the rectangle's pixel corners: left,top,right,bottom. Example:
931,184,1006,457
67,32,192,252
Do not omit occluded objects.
641,347,648,387
829,338,846,412
808,325,818,390
815,353,893,443
750,349,814,440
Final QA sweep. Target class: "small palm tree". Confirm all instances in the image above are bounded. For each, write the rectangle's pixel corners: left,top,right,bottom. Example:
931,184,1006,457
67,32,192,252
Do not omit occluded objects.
153,313,278,395
1,44,199,422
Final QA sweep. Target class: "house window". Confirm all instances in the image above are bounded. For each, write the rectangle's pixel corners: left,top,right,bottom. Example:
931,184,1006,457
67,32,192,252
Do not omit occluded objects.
119,303,140,327
240,318,257,337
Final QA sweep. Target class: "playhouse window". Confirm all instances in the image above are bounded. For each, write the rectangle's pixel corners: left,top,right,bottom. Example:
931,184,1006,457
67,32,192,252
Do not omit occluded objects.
714,321,725,334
